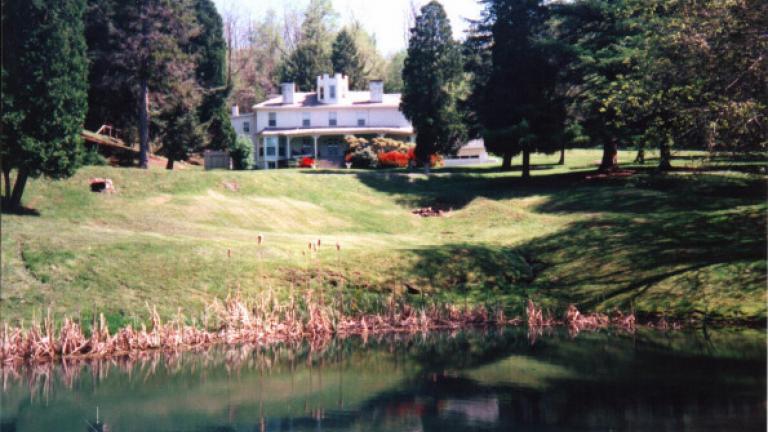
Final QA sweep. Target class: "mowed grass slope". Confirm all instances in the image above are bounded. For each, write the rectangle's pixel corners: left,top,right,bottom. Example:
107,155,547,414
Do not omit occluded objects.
1,149,765,325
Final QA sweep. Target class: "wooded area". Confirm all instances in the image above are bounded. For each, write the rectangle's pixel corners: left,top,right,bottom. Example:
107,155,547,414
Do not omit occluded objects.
2,0,766,209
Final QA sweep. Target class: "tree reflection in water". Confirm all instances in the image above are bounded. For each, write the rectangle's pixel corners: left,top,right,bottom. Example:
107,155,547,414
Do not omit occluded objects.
1,327,764,432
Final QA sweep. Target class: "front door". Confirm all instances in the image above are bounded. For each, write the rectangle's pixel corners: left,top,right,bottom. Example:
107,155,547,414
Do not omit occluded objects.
326,144,339,158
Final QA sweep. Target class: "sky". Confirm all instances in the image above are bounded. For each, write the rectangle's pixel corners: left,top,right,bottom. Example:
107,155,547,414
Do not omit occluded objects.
213,0,483,56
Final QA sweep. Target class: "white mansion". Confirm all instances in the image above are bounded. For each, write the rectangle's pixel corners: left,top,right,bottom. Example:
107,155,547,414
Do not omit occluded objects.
231,73,415,169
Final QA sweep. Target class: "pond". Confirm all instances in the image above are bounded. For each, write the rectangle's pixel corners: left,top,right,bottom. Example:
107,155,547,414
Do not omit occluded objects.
1,327,765,432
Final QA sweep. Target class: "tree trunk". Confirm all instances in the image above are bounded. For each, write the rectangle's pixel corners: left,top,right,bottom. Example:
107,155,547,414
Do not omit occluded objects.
599,139,618,172
166,158,174,170
522,148,531,179
635,149,645,164
658,142,672,170
501,152,513,171
138,78,150,169
2,165,11,200
558,142,565,165
8,168,28,210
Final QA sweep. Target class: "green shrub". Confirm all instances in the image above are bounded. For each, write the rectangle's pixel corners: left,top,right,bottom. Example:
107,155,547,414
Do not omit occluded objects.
81,145,108,166
230,135,252,170
349,147,378,168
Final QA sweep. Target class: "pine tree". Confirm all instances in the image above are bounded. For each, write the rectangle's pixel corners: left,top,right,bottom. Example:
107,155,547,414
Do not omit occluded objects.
331,29,365,89
83,0,137,143
192,0,235,151
401,1,466,173
109,0,199,168
467,0,565,177
279,0,336,90
552,0,645,171
159,101,204,169
1,0,89,210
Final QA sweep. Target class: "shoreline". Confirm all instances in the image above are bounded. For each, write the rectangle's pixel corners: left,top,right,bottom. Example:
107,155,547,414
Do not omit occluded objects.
2,295,760,367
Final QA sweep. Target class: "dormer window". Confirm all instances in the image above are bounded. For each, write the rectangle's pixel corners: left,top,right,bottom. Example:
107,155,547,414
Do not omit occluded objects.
330,85,336,99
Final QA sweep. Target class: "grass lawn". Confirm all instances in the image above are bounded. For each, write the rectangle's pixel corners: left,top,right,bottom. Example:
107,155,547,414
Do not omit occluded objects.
1,149,765,327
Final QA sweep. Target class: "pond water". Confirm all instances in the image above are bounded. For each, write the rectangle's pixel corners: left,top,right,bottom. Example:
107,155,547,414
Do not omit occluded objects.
1,327,765,432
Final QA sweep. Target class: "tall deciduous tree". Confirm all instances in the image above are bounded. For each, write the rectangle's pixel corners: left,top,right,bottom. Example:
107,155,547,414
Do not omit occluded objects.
229,9,285,110
1,0,89,209
331,29,365,89
467,0,565,177
384,50,407,93
401,1,466,173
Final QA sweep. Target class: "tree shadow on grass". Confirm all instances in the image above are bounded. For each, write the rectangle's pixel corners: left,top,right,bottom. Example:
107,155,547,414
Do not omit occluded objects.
347,164,765,215
0,201,40,216
524,206,766,309
351,169,592,210
397,180,766,320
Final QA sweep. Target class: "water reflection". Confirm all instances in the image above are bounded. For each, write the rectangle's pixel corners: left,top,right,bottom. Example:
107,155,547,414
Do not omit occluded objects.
1,327,765,431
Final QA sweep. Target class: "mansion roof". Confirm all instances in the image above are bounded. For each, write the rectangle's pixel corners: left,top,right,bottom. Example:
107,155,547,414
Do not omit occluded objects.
254,91,401,110
258,126,414,137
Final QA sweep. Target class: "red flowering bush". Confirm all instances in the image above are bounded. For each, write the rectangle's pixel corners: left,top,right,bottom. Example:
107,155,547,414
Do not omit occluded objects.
378,150,411,168
298,156,315,168
407,148,443,168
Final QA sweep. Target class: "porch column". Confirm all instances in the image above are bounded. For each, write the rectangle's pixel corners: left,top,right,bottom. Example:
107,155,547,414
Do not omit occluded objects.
286,136,291,161
253,135,259,168
261,136,268,170
312,135,319,160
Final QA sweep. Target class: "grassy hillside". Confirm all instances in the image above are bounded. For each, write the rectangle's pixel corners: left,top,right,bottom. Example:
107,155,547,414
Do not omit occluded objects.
1,149,765,326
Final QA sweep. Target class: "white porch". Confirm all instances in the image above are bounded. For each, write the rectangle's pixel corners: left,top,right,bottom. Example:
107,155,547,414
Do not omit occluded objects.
254,126,415,169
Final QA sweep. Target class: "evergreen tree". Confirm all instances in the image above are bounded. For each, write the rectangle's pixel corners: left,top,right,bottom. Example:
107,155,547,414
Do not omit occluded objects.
552,0,646,171
230,135,253,170
279,0,336,90
467,0,565,177
159,102,204,169
345,20,388,87
331,29,366,89
156,75,205,169
1,0,89,210
401,1,466,173
191,0,235,151
83,0,137,143
109,0,199,168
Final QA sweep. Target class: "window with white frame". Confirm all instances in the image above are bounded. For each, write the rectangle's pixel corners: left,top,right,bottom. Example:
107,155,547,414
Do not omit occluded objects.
302,112,310,127
330,85,336,99
268,112,276,127
328,111,337,126
243,121,250,133
356,111,366,127
265,136,277,156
